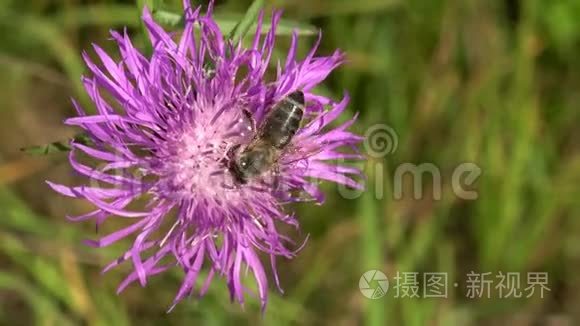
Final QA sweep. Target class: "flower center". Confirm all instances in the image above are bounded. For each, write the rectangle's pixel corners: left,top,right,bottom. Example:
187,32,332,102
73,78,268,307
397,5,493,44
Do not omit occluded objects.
149,104,250,204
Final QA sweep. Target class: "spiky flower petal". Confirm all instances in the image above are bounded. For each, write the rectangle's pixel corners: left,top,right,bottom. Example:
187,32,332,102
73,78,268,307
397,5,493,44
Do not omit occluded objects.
49,0,363,310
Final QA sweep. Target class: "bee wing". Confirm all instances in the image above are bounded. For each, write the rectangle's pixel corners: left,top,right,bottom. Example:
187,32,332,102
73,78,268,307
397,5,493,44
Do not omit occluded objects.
222,108,256,147
274,175,323,204
280,145,322,174
239,109,256,138
272,146,326,203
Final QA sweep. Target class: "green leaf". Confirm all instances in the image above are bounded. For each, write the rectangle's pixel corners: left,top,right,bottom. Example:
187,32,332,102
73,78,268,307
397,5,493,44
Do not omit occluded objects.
136,0,160,14
152,10,317,37
217,13,317,37
137,0,161,53
20,133,91,156
20,142,71,155
152,9,183,27
227,0,265,43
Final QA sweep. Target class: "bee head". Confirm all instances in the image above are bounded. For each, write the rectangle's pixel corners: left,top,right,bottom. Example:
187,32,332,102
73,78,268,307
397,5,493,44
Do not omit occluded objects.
229,149,269,184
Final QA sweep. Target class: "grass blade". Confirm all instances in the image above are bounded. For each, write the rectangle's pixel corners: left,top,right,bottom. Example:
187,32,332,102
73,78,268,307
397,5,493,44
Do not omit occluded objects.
227,0,265,43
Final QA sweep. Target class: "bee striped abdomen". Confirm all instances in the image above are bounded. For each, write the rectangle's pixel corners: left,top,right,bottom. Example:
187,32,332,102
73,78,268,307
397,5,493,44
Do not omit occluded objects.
228,91,305,184
262,91,305,149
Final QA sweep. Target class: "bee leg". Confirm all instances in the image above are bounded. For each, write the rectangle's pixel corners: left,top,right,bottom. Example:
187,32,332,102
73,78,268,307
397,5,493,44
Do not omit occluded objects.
221,181,237,190
241,109,256,133
221,143,240,166
227,143,241,157
271,165,283,193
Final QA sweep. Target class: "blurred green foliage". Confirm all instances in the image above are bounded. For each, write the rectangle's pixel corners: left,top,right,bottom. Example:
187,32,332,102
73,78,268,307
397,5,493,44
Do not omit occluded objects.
0,0,579,325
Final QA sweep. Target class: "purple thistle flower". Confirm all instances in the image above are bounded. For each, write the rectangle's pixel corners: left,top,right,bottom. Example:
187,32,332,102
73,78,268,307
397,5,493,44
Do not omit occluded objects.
48,0,363,310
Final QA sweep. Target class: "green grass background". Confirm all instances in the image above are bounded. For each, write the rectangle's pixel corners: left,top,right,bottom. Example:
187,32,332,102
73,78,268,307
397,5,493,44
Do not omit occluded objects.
0,0,579,325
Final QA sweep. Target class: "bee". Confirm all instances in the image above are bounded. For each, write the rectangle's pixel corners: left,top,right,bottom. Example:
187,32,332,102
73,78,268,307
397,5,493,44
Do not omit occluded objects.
228,91,305,184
